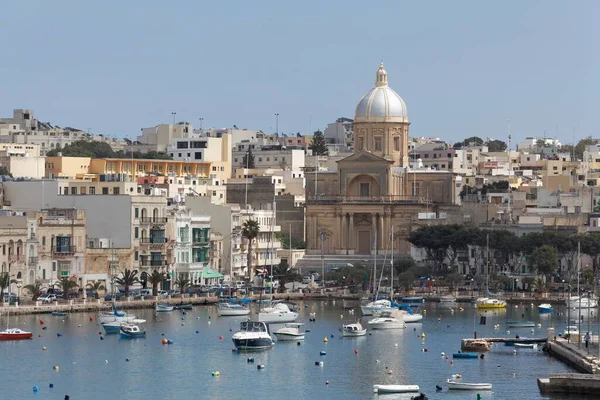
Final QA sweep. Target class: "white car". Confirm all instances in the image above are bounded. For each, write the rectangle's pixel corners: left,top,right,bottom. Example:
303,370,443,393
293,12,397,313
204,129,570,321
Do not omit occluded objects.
39,294,57,304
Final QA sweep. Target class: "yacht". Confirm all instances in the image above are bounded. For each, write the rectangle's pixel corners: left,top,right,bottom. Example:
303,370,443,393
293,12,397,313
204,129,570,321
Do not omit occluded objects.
217,302,251,317
372,304,423,323
257,302,299,323
360,299,392,316
232,320,274,351
475,297,507,309
567,296,598,309
367,310,407,330
273,323,305,341
340,322,367,337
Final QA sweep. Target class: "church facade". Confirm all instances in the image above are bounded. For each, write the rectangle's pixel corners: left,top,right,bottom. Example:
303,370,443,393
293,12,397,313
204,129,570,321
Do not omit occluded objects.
305,64,461,258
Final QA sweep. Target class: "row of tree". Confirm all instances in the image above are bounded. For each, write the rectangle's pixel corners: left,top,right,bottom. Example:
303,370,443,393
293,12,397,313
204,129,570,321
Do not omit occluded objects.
46,140,172,160
407,225,600,280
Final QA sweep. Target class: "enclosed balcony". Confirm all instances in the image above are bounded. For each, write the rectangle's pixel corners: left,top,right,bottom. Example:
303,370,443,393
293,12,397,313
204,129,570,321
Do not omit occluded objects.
140,254,167,267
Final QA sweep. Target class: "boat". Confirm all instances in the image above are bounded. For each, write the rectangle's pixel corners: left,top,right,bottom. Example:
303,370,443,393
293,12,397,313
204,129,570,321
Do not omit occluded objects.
452,352,479,359
99,304,137,324
462,339,491,351
446,379,492,390
372,384,420,394
51,311,68,317
475,297,507,309
102,319,146,334
155,304,174,312
0,328,33,340
273,323,305,341
514,343,538,349
401,296,425,304
257,302,299,323
340,322,367,337
563,325,580,337
538,303,553,313
367,310,407,330
567,296,598,309
119,324,146,339
217,302,251,317
507,320,536,328
360,299,391,316
440,295,457,303
231,320,274,351
173,303,193,310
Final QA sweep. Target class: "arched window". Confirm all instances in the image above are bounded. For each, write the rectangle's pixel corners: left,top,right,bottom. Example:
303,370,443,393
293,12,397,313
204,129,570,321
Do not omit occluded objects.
153,208,159,221
16,272,22,280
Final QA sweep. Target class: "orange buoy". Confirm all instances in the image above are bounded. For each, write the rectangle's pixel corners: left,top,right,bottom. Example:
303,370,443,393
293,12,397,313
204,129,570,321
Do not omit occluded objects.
162,338,168,345
219,335,224,340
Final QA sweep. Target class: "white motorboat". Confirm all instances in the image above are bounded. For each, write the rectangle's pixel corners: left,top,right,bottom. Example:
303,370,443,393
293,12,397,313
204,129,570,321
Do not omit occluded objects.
402,312,423,323
538,303,553,313
440,295,457,303
340,322,367,337
257,303,299,323
367,315,406,330
99,310,137,324
446,379,492,390
360,299,391,316
273,323,305,341
567,296,598,309
217,302,251,317
514,343,538,349
373,305,423,323
373,384,420,394
232,320,274,351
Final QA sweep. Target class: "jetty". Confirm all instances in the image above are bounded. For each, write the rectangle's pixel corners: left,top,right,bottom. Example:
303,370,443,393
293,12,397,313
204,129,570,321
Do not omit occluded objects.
461,337,547,351
538,374,600,395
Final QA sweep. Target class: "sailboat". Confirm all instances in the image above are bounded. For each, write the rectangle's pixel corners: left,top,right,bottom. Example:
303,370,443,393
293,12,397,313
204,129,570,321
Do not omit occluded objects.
475,233,506,309
0,309,32,340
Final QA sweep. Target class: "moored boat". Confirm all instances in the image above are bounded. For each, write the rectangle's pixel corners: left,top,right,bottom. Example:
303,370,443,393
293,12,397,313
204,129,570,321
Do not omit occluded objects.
257,302,298,323
440,295,457,303
51,312,68,317
273,323,305,341
446,379,492,390
173,303,193,310
475,297,506,309
401,296,425,304
155,303,174,312
507,320,536,328
373,384,420,394
452,352,479,359
514,343,538,349
538,303,553,313
360,299,391,316
102,319,146,334
340,322,367,337
462,339,491,351
0,328,33,340
217,302,251,317
119,324,146,339
231,320,274,351
99,304,137,324
567,296,598,309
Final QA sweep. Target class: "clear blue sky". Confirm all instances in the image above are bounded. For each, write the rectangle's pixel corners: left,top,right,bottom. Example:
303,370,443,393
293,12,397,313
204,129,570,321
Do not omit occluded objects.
0,1,597,146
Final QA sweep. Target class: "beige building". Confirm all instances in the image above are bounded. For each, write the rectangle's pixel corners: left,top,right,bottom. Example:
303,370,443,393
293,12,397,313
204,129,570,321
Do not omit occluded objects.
0,215,33,296
304,63,459,262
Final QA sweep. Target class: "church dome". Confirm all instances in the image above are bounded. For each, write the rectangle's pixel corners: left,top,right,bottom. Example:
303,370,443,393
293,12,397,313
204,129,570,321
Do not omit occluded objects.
354,63,408,123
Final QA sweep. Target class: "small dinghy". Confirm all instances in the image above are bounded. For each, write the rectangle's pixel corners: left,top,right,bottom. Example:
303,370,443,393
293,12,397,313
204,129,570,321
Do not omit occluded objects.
514,343,538,349
373,384,420,394
507,320,536,328
446,379,492,390
51,312,68,317
538,303,553,313
452,352,479,359
155,304,174,312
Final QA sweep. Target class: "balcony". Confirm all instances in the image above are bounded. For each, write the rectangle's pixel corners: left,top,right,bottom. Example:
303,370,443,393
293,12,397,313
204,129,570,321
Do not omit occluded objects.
192,238,210,247
139,237,168,245
8,254,24,262
140,255,167,267
140,217,168,224
28,256,38,265
53,246,77,257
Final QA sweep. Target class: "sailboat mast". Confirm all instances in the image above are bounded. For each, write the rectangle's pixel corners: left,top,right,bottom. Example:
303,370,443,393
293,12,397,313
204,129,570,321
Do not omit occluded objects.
373,228,378,296
578,240,581,348
486,233,489,295
270,198,276,303
391,225,394,302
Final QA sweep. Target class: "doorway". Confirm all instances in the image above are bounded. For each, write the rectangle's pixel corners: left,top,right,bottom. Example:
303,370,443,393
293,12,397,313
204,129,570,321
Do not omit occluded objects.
358,231,371,254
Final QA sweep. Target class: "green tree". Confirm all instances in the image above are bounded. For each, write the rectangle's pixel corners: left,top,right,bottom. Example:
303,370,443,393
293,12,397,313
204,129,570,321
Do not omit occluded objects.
114,269,139,297
444,272,464,291
175,276,190,295
86,281,106,299
309,130,329,156
580,233,600,272
529,245,558,277
393,256,416,276
55,278,78,299
146,270,166,296
24,281,44,300
487,139,507,152
242,148,255,169
273,260,301,293
275,231,306,250
0,272,16,301
574,137,595,160
398,271,415,292
462,136,484,146
242,219,260,277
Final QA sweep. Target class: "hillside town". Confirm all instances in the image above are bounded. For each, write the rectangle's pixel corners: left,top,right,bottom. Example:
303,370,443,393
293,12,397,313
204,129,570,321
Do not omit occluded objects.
0,64,598,301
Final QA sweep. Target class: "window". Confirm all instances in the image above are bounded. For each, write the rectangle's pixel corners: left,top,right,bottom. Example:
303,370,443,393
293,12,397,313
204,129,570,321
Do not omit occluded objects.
178,153,182,157
258,158,262,162
575,206,582,213
176,141,189,149
433,154,437,159
266,157,270,162
113,187,120,195
134,227,139,239
411,182,420,196
71,187,77,195
374,137,382,151
42,237,46,246
194,152,202,160
63,187,68,195
393,137,400,152
135,208,139,218
102,187,109,195
424,154,429,158
359,183,370,197
234,158,238,163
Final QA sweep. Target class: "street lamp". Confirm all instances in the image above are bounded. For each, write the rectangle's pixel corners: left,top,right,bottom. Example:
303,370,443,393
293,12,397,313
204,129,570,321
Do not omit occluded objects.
199,117,204,132
16,283,22,304
171,112,177,126
274,113,279,135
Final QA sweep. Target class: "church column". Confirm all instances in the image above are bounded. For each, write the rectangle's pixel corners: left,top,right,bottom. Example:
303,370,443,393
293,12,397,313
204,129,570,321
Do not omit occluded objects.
379,213,385,251
348,213,355,254
341,213,347,254
371,213,377,255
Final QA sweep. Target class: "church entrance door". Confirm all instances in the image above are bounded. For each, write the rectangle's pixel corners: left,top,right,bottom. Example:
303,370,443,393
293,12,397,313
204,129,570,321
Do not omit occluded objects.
357,230,370,254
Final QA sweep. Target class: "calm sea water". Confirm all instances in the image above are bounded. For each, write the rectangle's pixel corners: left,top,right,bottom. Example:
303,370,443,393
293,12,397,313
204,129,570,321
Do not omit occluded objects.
0,300,593,400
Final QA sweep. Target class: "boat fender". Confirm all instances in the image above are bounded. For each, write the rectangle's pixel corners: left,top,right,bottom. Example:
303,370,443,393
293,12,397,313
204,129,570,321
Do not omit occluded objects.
440,352,445,357
162,338,168,345
33,386,39,392
100,336,104,340
325,381,330,385
230,329,233,332
414,328,416,331
181,317,185,321
42,326,47,330
196,331,199,334
513,350,517,354
320,351,326,356
386,369,393,374
297,342,301,346
319,361,324,367
340,315,343,319
497,364,501,367
208,321,211,325
39,320,44,325
450,361,453,365
65,395,70,399
126,358,130,362
43,346,48,351
167,340,173,345
219,335,224,340
247,358,254,363
395,343,398,347
49,383,54,388
354,349,358,355
330,334,334,338
257,365,265,369
421,333,426,338
53,365,59,371
315,361,320,366
89,316,93,322
323,337,328,343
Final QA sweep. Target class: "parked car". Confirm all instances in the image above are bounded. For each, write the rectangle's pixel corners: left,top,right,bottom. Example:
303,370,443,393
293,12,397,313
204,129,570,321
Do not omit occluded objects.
104,292,125,301
2,294,20,304
39,294,58,304
157,290,168,298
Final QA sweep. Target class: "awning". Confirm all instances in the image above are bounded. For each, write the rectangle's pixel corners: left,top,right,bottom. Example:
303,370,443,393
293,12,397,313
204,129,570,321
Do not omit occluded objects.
202,267,223,279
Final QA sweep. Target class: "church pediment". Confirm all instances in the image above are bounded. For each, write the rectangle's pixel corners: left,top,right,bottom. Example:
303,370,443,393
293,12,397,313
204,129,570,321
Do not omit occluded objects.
337,150,393,165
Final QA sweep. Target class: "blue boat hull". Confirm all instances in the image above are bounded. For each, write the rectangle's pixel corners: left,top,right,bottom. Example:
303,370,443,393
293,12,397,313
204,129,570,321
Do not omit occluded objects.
120,332,146,339
102,324,121,334
538,308,553,313
453,353,479,359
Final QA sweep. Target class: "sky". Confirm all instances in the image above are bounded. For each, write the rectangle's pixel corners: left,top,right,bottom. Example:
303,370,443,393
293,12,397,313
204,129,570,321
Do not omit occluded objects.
0,1,598,147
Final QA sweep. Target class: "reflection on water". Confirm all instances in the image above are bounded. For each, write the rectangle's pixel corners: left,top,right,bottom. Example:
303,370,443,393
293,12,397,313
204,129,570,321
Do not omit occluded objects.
0,301,591,399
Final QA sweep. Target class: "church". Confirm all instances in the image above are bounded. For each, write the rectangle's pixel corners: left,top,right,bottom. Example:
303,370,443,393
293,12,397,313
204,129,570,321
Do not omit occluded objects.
305,63,461,260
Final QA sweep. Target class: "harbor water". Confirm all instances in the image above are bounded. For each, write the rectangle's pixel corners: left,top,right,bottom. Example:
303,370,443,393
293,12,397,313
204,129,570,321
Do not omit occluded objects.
0,300,593,399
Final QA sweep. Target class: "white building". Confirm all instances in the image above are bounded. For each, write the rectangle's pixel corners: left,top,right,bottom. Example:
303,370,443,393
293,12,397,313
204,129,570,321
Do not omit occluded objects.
517,137,562,151
232,148,305,171
323,117,354,151
240,206,281,277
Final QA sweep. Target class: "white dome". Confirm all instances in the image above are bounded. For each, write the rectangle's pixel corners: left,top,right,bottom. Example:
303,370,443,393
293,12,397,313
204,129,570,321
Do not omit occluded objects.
354,63,408,123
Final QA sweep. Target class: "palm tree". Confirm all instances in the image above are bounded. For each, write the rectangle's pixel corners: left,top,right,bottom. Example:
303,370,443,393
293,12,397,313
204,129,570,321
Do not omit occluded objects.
24,281,44,300
273,261,300,293
0,272,16,301
534,277,549,296
242,219,260,278
147,270,166,296
114,269,139,297
175,276,190,295
55,278,78,300
86,281,106,299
